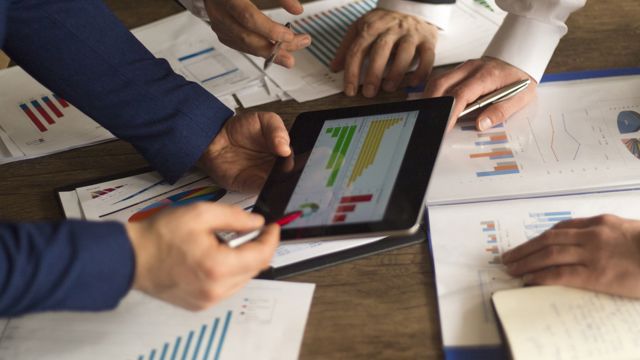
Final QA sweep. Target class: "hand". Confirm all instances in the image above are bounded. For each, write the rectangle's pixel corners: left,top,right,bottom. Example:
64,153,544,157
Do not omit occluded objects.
423,57,537,131
205,0,311,68
331,9,437,97
199,111,291,193
127,202,279,310
502,215,640,299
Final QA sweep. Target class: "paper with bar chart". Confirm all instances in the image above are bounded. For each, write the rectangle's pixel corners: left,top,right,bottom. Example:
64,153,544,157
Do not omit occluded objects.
0,280,314,360
0,67,114,162
283,111,418,228
428,188,640,348
427,74,640,205
254,0,505,102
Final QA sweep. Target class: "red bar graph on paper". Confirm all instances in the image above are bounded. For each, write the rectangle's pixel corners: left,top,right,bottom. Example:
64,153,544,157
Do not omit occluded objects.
333,214,346,223
340,194,373,204
336,204,356,212
54,94,69,108
20,103,47,132
31,100,55,125
42,96,64,117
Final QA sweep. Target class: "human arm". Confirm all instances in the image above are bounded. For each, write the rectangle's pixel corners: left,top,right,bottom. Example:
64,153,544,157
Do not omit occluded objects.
502,215,640,299
424,0,586,131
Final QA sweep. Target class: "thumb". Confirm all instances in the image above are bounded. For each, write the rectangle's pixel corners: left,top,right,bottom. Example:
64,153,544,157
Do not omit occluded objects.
259,112,291,157
475,87,536,131
279,0,303,15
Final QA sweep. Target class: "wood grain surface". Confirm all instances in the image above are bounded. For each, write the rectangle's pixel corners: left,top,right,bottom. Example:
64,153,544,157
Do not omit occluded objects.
1,0,638,358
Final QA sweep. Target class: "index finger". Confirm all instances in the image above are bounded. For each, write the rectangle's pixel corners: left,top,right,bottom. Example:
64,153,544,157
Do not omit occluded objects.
227,0,295,42
501,228,583,264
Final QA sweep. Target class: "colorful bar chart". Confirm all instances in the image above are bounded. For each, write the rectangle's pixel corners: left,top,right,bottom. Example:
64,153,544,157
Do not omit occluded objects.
475,131,508,146
90,185,124,199
473,0,495,12
137,311,232,360
325,125,357,186
524,211,573,238
347,118,402,186
481,220,501,265
470,138,521,177
19,94,69,132
333,193,373,223
292,0,376,66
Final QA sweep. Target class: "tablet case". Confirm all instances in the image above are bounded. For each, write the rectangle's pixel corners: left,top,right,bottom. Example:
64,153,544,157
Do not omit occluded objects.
56,168,427,280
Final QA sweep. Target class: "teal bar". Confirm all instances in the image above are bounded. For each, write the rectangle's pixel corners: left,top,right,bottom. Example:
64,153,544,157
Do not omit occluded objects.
214,311,233,360
160,343,169,360
181,331,194,360
191,325,207,360
202,318,220,360
170,337,182,360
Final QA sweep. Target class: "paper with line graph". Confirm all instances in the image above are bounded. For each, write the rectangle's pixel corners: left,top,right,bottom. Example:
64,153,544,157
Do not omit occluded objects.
283,111,418,228
254,0,506,102
427,74,640,205
0,280,314,360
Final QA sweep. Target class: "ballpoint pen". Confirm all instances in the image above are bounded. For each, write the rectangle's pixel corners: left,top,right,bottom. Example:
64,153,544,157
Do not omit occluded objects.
263,22,292,71
215,210,303,248
458,78,531,118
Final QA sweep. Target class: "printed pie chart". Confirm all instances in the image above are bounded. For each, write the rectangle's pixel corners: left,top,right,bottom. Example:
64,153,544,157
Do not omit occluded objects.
128,186,227,222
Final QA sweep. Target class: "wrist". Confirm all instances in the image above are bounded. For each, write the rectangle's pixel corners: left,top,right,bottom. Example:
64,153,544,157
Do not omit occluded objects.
125,221,153,293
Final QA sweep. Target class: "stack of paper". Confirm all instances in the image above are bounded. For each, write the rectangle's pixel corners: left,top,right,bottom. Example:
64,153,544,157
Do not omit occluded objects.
0,280,315,360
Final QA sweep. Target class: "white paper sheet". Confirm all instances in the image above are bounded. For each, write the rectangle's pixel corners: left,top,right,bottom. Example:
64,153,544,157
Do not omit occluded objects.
428,189,640,347
0,280,314,360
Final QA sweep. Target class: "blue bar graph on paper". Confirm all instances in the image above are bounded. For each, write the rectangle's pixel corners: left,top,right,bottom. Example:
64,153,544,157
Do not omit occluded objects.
135,311,233,360
476,169,520,177
178,48,215,62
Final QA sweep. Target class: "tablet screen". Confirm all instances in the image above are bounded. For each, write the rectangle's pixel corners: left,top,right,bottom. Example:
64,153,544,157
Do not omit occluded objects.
282,111,419,228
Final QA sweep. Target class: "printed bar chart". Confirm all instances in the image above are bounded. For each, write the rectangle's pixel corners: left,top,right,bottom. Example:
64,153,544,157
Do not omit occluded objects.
292,0,376,66
475,131,508,146
19,93,70,133
178,47,239,84
326,125,357,186
347,118,402,186
90,185,124,199
20,103,46,132
524,211,573,238
470,127,521,177
481,220,501,265
31,100,55,125
42,95,64,117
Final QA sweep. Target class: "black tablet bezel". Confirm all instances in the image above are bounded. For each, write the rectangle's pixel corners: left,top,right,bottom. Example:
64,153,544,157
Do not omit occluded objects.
254,96,453,241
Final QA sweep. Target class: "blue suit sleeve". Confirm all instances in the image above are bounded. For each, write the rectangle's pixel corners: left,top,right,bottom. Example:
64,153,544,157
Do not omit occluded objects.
0,221,135,316
2,0,233,183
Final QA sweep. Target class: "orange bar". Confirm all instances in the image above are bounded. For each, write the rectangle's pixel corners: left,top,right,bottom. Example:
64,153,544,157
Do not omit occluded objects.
494,165,519,171
489,135,508,141
470,150,512,159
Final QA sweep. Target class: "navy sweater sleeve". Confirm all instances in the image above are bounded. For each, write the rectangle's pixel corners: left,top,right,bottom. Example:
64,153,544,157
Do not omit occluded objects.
2,0,234,183
0,221,134,316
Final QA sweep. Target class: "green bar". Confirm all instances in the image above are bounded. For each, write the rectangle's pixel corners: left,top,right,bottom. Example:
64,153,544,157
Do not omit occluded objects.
332,127,341,138
326,127,333,134
326,125,356,187
326,126,347,170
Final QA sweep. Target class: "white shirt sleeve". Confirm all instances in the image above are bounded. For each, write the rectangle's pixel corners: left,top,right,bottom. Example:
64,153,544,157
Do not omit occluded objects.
376,0,454,30
177,0,209,21
483,0,586,82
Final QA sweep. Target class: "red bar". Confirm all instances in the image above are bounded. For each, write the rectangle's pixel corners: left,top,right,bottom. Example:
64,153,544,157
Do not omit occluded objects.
42,96,63,117
54,94,70,108
20,104,47,132
336,204,356,213
31,100,55,125
333,214,346,223
340,194,373,203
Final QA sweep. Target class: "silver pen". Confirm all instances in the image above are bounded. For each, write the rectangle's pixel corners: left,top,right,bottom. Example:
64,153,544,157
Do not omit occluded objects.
263,22,292,71
458,79,531,118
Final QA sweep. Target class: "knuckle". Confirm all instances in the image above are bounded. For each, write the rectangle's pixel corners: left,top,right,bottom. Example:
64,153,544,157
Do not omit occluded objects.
359,20,379,37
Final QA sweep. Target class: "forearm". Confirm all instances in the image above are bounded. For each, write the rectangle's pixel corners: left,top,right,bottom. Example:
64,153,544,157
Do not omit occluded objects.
484,0,587,82
3,0,233,182
0,221,134,316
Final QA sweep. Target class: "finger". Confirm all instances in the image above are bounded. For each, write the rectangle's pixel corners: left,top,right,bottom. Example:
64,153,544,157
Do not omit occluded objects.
521,265,591,290
229,224,280,273
362,31,400,97
505,244,586,276
273,50,296,69
281,34,312,52
407,42,435,87
187,202,265,232
210,20,273,58
258,112,291,156
551,217,599,230
226,0,295,42
423,61,479,98
502,229,584,264
278,0,304,15
382,35,417,92
474,81,536,131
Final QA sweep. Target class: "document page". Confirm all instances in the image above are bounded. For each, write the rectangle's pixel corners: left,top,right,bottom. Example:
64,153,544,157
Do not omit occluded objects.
428,75,640,205
493,286,640,360
0,280,314,360
428,189,640,347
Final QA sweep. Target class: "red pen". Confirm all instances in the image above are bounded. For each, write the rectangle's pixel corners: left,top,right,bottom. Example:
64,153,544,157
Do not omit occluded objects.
276,210,303,226
217,210,303,248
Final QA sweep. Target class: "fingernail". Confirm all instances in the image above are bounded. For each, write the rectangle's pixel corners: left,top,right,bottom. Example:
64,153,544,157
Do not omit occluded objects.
363,84,376,98
478,117,492,131
345,84,356,96
299,36,311,47
383,79,396,91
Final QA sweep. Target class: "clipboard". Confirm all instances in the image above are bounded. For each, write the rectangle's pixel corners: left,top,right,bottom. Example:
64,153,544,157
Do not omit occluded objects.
56,168,426,279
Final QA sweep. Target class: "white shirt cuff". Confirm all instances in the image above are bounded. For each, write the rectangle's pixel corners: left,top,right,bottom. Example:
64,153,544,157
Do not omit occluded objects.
376,0,453,30
483,13,566,82
178,0,209,21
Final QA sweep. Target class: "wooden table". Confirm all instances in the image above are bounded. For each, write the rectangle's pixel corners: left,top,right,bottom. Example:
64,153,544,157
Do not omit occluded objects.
1,1,638,358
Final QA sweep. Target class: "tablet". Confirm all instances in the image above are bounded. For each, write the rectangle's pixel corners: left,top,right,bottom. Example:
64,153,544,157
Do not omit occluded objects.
254,97,454,242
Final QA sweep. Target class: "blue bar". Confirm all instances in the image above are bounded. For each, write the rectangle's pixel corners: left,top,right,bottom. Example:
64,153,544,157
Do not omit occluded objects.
524,224,554,230
541,67,640,83
322,9,349,31
149,349,156,360
178,48,215,62
313,14,347,43
487,239,497,243
160,343,169,360
181,331,194,360
482,228,495,232
201,68,239,84
460,125,476,131
532,211,572,217
476,169,520,177
214,311,233,360
489,154,514,160
192,325,207,360
544,216,573,222
475,140,508,146
170,337,182,360
202,318,220,360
